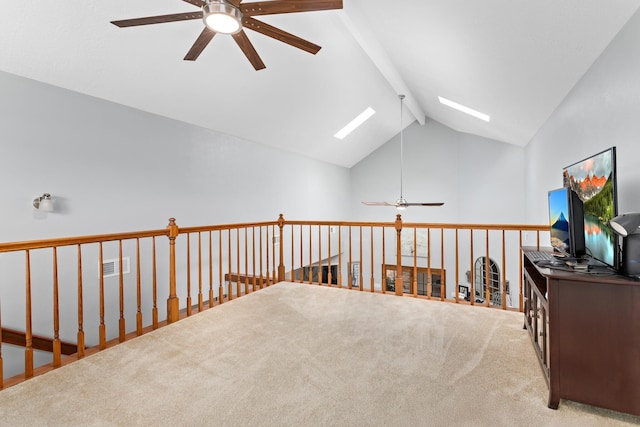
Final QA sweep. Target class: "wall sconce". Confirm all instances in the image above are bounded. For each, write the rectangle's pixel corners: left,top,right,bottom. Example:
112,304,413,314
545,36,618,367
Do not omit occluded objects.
33,193,54,212
609,213,640,237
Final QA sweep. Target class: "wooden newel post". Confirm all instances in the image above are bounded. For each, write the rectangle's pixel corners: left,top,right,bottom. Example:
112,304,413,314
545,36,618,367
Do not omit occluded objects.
277,214,286,283
395,214,403,296
167,218,180,324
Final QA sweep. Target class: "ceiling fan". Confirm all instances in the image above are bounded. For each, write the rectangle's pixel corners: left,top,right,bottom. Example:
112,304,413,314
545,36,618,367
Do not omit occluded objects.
111,0,343,70
362,95,444,210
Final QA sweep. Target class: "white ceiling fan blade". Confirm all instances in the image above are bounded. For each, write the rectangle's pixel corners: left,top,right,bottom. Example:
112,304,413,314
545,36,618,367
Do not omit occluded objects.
362,201,396,206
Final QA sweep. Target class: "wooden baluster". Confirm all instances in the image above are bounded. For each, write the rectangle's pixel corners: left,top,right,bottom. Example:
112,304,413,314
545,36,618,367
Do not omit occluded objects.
219,231,224,304
308,225,312,284
370,226,374,292
228,229,232,301
440,228,445,301
252,227,257,292
299,226,303,284
470,230,475,306
209,231,214,308
198,232,203,311
244,228,249,295
77,245,85,357
328,226,333,286
395,215,403,296
266,227,270,287
99,243,106,349
259,227,265,288
152,237,158,329
52,247,61,367
455,229,459,303
318,225,322,285
118,240,126,342
519,231,524,312
186,233,192,316
273,223,278,284
236,229,241,297
338,226,342,288
25,250,34,378
485,229,491,307
166,218,180,324
427,228,431,299
413,228,418,297
359,226,363,291
291,226,295,282
501,230,507,310
348,226,353,289
136,239,142,335
381,229,386,294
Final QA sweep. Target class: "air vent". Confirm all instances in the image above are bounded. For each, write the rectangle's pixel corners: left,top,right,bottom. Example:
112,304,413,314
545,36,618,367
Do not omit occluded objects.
102,257,130,278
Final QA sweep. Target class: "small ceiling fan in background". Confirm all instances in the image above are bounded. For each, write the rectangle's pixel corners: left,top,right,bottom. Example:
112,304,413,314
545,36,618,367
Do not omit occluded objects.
111,0,343,70
362,95,444,210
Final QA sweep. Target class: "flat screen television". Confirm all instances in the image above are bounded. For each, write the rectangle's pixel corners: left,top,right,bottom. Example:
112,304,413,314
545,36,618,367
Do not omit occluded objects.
562,147,618,269
547,187,585,258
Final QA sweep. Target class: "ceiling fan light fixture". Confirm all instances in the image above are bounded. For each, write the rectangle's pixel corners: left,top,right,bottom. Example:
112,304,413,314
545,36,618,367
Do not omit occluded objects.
395,198,408,210
203,0,243,34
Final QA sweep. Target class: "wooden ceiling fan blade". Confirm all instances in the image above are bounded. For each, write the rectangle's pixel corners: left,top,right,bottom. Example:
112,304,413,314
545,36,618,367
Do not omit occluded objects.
232,30,266,70
241,0,343,17
181,0,206,7
243,17,321,54
111,12,203,28
184,28,217,61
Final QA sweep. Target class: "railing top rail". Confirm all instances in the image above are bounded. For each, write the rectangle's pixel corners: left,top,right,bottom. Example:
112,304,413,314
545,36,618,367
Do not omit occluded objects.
283,220,397,227
0,229,168,253
279,220,548,232
0,217,549,254
401,223,549,232
179,221,279,234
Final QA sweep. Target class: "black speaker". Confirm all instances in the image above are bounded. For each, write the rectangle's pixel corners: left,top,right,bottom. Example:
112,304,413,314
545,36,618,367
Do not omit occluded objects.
621,233,640,277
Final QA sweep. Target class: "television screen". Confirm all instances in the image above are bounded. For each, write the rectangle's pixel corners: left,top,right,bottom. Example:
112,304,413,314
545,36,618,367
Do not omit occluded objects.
562,147,618,269
548,187,585,257
548,188,571,253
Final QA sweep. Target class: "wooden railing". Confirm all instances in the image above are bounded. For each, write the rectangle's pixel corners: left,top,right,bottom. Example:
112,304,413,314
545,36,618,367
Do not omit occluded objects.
0,215,548,389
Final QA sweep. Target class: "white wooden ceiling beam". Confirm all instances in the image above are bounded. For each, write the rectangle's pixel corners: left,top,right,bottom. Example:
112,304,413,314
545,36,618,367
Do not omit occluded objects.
338,3,426,125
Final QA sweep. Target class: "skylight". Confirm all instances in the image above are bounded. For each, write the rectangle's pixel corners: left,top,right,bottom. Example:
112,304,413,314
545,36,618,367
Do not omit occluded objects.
334,107,376,140
438,96,490,122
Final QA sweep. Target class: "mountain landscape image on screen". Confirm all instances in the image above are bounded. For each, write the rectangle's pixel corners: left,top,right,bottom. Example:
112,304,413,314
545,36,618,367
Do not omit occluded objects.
562,148,616,267
550,210,570,250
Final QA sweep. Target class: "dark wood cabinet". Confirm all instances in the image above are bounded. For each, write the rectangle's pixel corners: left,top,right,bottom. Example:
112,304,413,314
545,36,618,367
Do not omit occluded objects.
522,247,640,416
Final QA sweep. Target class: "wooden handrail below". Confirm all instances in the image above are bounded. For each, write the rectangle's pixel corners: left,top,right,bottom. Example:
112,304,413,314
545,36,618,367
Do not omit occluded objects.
1,328,77,356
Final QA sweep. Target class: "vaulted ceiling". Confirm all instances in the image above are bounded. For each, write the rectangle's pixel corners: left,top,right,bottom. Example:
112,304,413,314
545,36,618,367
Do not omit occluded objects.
1,1,638,167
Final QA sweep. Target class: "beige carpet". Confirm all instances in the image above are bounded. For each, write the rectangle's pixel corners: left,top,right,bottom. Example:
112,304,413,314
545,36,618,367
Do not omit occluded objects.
0,282,637,426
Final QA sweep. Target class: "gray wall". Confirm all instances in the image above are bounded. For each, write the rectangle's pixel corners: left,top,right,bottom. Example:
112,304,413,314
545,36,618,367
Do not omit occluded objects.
525,8,640,223
350,118,527,224
0,70,350,242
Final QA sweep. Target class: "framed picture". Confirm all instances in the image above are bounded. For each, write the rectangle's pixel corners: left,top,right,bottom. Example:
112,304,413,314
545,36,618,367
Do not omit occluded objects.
401,229,428,257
